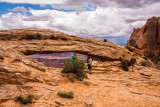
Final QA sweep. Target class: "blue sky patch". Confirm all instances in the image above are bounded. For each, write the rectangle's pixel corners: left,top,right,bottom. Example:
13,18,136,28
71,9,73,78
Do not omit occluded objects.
0,2,97,16
83,4,97,11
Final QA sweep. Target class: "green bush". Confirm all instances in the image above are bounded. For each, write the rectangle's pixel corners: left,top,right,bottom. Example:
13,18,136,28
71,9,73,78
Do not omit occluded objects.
147,54,155,58
68,75,76,83
14,94,34,105
37,33,41,38
58,91,74,99
130,57,136,65
140,60,151,67
121,60,129,71
104,39,107,42
62,59,87,81
156,65,160,70
143,56,148,60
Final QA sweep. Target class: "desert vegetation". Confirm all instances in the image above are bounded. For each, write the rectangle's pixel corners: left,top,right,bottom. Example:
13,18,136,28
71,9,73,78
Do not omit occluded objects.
104,39,107,42
140,60,151,67
143,56,148,60
62,58,87,81
121,60,129,71
57,91,74,99
14,94,34,105
156,65,160,70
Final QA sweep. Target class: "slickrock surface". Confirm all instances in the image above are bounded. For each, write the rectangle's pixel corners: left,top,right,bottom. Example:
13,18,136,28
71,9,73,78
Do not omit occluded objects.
128,16,160,56
0,61,160,107
0,28,159,107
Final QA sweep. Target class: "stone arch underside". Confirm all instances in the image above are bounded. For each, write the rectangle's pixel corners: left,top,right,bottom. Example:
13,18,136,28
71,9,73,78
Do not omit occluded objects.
7,39,134,62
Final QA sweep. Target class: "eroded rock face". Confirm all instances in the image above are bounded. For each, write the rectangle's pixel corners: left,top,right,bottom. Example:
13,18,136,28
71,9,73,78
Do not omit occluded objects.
0,42,61,85
0,28,141,62
128,17,160,56
0,27,148,86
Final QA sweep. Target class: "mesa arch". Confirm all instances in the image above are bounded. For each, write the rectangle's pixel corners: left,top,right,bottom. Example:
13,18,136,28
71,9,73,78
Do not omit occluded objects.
0,28,142,62
0,29,160,107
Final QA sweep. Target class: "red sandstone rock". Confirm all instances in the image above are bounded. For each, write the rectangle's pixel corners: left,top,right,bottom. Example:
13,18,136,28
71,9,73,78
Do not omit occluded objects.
0,43,61,85
128,17,160,56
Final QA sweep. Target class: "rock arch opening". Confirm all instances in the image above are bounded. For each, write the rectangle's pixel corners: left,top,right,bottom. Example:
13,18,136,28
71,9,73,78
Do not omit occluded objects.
28,52,103,68
28,52,88,68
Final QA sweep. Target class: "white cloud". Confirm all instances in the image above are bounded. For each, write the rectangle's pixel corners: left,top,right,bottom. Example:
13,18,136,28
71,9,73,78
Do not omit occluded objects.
26,7,139,37
9,6,27,13
0,0,66,4
0,20,4,30
0,1,160,39
23,15,49,21
0,12,27,29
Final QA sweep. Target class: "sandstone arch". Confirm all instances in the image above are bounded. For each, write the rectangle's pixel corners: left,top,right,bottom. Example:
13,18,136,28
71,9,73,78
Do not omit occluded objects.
0,28,138,62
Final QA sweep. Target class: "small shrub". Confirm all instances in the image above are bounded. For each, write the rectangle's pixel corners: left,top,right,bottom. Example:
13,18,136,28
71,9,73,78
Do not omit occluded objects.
27,94,34,103
14,94,34,105
69,77,75,83
58,91,74,99
14,96,23,103
143,56,148,60
147,54,155,58
68,75,76,83
140,60,151,67
62,38,67,40
156,65,160,70
62,59,87,81
130,57,136,65
37,33,41,38
104,39,107,42
67,91,74,98
121,60,129,71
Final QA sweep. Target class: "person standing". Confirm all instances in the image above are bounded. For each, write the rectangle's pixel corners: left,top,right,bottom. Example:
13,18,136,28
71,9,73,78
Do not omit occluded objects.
87,56,92,74
72,52,77,62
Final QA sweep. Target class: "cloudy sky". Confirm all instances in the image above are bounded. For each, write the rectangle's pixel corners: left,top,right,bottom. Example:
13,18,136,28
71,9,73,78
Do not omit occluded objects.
0,0,160,44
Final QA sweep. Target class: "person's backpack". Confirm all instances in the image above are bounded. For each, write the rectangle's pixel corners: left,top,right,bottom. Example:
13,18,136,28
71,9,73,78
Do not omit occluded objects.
73,55,76,60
